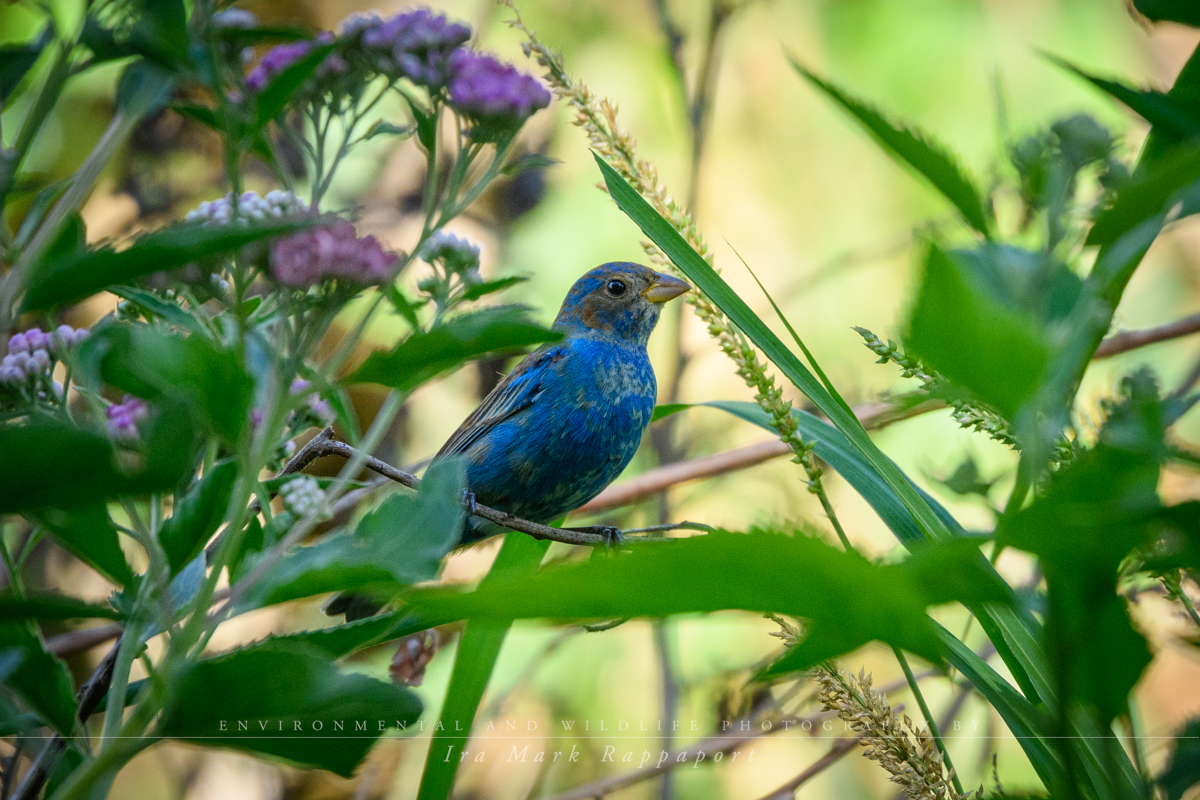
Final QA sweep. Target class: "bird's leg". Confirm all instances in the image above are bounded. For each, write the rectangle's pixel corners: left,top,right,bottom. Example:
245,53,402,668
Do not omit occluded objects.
567,525,624,549
461,489,477,516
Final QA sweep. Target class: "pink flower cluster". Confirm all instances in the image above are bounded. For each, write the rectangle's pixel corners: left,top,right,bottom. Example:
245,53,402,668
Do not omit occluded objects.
107,395,149,442
268,219,399,288
245,33,344,93
447,51,551,132
1,326,88,387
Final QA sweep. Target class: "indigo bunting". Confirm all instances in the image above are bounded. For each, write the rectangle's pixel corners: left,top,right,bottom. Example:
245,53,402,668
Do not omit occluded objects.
327,262,688,619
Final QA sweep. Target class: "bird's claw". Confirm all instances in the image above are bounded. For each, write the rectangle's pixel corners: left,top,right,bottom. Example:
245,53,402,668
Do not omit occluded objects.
600,526,623,549
461,489,477,516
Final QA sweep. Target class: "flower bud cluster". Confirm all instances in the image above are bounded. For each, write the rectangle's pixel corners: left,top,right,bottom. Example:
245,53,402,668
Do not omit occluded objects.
1,326,89,405
106,395,149,442
280,475,324,517
345,8,470,89
447,50,551,139
419,231,481,280
289,379,335,427
184,190,308,225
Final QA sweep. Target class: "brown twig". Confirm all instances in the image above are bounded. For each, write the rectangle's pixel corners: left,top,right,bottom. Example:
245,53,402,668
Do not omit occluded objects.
755,736,862,800
1094,311,1200,359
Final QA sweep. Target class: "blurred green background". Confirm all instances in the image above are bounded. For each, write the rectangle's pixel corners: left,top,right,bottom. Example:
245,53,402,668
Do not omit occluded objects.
5,0,1199,797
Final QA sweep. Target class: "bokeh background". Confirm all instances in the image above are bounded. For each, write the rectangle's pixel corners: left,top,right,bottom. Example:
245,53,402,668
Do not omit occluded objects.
4,0,1200,797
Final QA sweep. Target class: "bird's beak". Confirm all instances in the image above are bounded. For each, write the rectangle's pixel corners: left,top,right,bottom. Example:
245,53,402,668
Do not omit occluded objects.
641,273,691,304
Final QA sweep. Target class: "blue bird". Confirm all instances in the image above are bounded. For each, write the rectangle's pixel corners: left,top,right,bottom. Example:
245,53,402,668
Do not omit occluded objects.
327,262,689,619
442,261,690,543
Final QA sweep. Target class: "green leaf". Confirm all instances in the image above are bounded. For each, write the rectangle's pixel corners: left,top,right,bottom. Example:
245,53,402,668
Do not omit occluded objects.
240,460,465,609
115,60,176,118
0,593,122,621
1160,718,1200,800
158,641,422,777
0,622,77,735
82,324,254,444
1087,144,1200,246
0,415,193,514
461,275,527,302
999,372,1165,722
365,121,415,140
501,152,559,176
350,306,561,389
0,24,51,103
107,286,206,333
23,216,314,311
1046,55,1200,143
252,42,336,133
405,530,1006,674
594,155,956,549
1144,42,1200,164
159,461,238,575
416,531,549,800
789,57,991,237
1135,0,1200,26
35,503,135,588
907,244,1049,419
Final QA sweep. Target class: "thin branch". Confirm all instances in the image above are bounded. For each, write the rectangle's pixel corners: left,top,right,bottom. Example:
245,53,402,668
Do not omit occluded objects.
755,736,862,800
1094,311,1200,359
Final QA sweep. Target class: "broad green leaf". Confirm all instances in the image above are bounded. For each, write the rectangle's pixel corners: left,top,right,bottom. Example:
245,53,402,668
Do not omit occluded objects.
239,460,465,610
350,306,561,389
0,24,51,103
82,324,254,444
595,155,956,548
159,461,238,574
1046,55,1200,143
0,622,77,735
158,641,422,777
23,217,314,311
416,531,549,800
951,244,1082,326
0,414,193,513
907,245,1049,419
0,593,122,621
404,530,1006,674
1000,373,1165,722
1087,144,1200,246
35,503,135,588
1134,0,1200,26
789,57,991,237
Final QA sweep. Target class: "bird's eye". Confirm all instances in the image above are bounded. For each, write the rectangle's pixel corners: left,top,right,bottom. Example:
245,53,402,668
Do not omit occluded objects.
606,279,627,297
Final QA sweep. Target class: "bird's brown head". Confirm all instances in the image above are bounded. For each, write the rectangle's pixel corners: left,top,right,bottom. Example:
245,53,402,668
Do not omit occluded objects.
553,262,690,346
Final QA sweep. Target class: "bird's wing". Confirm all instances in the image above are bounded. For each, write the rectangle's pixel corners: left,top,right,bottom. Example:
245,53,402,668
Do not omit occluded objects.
436,343,567,458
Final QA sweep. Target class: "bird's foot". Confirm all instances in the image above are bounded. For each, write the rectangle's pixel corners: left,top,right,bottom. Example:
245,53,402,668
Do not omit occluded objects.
569,525,623,549
461,489,477,516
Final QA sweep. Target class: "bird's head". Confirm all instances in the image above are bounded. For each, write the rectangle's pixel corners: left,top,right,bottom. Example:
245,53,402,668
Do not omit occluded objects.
553,262,691,346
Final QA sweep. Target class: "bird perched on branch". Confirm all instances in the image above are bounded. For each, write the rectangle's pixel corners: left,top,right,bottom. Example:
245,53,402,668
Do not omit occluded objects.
327,261,689,619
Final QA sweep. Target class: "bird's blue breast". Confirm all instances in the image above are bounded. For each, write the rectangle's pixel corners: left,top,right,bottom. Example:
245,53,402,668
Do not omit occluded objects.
461,335,656,527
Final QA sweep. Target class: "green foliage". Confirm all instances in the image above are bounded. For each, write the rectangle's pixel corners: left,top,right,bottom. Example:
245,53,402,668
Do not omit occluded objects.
350,306,562,389
23,217,315,311
0,622,76,735
0,415,193,514
789,57,992,237
405,530,1006,672
157,641,422,777
1159,718,1200,800
159,461,238,575
81,324,254,444
0,24,51,103
416,531,549,800
239,460,465,609
35,503,135,588
1134,0,1200,27
0,594,122,621
907,244,1049,419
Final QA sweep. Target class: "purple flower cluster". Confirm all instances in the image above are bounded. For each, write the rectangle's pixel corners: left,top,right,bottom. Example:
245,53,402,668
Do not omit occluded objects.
0,326,88,387
269,219,399,288
246,33,344,93
106,395,149,442
348,8,471,88
447,51,551,138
